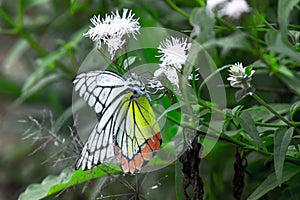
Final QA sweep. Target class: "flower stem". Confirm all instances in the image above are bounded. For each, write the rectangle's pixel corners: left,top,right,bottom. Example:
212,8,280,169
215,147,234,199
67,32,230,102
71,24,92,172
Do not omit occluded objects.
164,0,190,18
198,64,231,97
252,93,293,127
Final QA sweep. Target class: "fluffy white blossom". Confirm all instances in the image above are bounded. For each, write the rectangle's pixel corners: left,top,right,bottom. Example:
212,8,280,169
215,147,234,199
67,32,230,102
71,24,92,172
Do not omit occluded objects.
206,0,251,19
105,36,126,58
83,9,140,58
154,64,179,87
157,37,191,72
227,62,255,89
153,37,201,89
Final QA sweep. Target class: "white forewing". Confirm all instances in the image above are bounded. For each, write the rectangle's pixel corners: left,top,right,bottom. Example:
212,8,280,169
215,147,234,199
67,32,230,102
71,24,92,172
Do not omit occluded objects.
74,70,151,171
73,70,128,114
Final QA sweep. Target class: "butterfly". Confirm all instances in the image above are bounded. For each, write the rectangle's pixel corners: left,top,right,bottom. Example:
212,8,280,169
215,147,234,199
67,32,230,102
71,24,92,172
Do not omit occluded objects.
73,70,162,174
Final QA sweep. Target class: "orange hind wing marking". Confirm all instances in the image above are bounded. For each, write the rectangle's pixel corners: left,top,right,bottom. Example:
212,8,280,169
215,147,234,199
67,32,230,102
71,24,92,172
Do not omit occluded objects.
116,132,162,173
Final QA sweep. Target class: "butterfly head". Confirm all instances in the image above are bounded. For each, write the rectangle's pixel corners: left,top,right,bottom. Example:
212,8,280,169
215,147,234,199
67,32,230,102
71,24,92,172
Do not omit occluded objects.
126,73,146,99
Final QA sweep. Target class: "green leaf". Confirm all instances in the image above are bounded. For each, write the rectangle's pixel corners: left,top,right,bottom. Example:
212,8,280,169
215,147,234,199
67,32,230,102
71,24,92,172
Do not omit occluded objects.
10,74,61,108
21,64,48,94
204,32,248,55
21,48,64,94
70,0,79,14
244,104,290,122
278,0,300,40
235,87,255,102
190,7,215,43
123,56,137,70
156,101,186,123
247,163,300,200
290,101,300,121
236,112,265,149
265,31,300,64
175,160,184,200
277,65,295,78
2,39,29,73
18,168,74,200
19,0,50,17
18,165,121,200
232,105,244,117
274,127,294,182
245,66,253,76
278,72,300,96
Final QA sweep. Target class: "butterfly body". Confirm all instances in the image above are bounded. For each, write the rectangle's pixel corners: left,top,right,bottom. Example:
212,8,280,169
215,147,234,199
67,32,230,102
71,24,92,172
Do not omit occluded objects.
73,70,161,173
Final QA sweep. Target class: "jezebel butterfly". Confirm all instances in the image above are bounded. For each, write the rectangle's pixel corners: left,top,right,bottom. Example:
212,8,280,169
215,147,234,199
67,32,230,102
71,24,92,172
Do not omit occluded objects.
73,70,162,174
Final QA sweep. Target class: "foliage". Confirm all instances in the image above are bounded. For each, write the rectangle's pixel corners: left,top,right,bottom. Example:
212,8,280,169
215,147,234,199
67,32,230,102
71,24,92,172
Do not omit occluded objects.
0,0,300,199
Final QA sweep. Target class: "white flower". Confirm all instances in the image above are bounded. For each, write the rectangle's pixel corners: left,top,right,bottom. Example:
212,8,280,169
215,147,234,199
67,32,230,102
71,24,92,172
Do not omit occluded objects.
157,37,191,72
106,35,126,58
83,9,140,58
206,0,251,19
109,9,140,39
227,62,255,89
154,64,179,87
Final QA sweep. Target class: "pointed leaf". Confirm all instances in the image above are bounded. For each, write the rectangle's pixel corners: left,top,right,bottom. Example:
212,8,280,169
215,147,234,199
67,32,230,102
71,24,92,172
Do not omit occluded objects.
156,101,186,123
235,88,255,102
274,127,294,182
18,168,74,200
18,165,120,200
70,0,79,14
245,66,253,76
265,31,300,64
278,72,300,96
278,0,300,40
236,112,265,149
190,7,215,43
247,163,300,200
204,32,248,55
175,160,184,200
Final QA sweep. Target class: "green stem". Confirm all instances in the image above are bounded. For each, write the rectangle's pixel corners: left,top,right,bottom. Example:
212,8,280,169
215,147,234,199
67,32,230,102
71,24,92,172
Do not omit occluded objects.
0,8,74,77
168,113,299,164
198,64,231,97
255,122,289,128
252,93,293,127
164,0,190,18
0,29,18,34
0,8,47,55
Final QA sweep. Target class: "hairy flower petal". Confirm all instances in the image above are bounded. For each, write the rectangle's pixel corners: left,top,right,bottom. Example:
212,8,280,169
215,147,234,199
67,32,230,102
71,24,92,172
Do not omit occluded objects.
158,37,191,72
227,62,255,89
83,8,140,58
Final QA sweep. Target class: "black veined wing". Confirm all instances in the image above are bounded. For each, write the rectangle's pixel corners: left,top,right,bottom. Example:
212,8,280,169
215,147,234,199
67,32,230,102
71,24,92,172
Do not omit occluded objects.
73,70,127,115
73,70,162,173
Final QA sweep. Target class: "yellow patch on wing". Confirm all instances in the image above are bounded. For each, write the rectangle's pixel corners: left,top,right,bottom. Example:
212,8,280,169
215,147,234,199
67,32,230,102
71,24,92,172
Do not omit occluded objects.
115,94,162,173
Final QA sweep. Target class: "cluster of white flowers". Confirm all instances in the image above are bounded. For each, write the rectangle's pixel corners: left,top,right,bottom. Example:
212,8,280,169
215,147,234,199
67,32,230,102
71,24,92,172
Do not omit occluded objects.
157,37,191,72
206,0,251,19
227,62,255,89
84,9,201,92
150,37,193,88
84,9,140,58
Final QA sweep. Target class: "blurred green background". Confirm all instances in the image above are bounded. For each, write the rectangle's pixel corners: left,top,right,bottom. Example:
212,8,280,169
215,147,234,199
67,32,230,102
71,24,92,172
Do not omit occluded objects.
1,0,300,199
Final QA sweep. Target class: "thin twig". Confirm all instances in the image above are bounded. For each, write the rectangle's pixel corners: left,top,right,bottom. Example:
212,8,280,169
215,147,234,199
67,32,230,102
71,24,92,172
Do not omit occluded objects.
164,0,190,18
